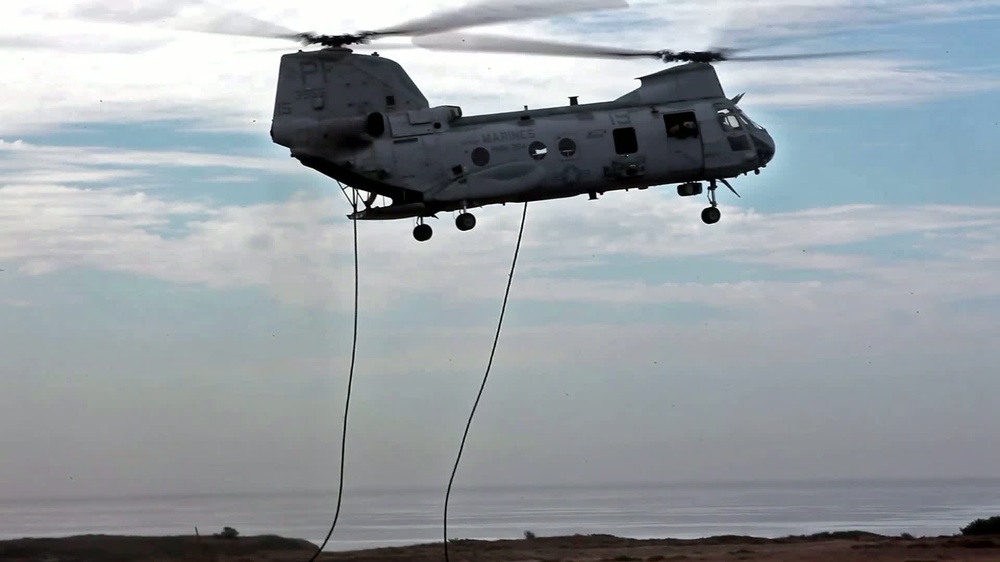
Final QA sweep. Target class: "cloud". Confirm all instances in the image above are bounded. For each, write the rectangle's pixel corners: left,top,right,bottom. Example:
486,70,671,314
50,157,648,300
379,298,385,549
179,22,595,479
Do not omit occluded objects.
520,195,1000,259
0,139,301,187
719,59,1000,107
2,150,998,320
616,0,1000,48
0,138,282,169
0,34,157,53
0,0,996,134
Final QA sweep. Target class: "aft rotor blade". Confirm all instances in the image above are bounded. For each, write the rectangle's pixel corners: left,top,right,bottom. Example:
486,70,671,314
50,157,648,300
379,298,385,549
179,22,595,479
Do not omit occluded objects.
412,31,661,59
370,0,629,38
64,2,305,42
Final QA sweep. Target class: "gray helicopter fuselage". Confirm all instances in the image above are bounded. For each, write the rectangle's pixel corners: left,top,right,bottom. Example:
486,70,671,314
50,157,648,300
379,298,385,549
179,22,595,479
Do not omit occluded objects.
269,48,775,220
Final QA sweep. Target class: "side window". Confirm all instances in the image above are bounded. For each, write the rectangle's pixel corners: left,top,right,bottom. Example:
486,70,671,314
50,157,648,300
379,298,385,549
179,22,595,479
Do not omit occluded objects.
558,138,577,158
528,141,548,160
612,127,638,155
664,111,698,139
471,147,490,166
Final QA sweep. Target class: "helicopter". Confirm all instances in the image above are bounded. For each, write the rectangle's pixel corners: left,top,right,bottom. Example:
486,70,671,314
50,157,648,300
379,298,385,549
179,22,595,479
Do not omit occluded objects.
158,0,879,242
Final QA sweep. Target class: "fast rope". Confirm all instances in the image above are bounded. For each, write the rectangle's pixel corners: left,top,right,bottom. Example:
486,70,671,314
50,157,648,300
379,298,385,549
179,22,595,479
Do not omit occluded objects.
306,185,360,562
443,201,529,562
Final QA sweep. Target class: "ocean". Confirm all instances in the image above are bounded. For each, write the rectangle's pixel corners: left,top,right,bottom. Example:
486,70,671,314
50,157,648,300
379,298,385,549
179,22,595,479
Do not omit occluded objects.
3,479,999,551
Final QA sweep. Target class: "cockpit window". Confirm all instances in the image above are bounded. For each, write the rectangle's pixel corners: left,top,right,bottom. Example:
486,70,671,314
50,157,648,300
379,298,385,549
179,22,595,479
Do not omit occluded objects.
734,107,764,130
717,107,742,131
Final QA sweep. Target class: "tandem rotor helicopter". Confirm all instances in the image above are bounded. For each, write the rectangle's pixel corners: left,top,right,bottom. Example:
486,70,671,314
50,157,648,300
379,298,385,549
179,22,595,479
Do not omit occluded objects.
180,0,878,242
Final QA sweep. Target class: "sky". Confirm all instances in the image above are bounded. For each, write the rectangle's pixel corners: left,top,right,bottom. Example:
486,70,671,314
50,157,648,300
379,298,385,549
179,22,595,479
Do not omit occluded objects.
1,0,1000,501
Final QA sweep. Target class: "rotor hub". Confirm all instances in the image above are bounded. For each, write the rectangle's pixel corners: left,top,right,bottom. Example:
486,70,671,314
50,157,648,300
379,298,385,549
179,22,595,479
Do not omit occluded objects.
297,31,380,48
656,50,733,63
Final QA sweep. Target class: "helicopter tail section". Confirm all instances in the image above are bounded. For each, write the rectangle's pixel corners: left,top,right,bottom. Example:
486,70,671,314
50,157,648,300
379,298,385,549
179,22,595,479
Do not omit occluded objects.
270,48,431,150
268,49,436,209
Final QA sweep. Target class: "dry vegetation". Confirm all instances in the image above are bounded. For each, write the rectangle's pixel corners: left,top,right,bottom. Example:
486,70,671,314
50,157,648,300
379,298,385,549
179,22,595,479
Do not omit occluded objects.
2,531,1000,562
0,533,313,562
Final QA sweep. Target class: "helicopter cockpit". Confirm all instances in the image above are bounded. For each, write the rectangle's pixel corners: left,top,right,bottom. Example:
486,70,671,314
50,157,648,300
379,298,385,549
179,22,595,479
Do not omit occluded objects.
738,108,775,166
716,104,775,166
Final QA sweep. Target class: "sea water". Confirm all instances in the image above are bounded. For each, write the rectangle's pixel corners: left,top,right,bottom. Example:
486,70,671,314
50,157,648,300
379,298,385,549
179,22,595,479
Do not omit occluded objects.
2,479,998,551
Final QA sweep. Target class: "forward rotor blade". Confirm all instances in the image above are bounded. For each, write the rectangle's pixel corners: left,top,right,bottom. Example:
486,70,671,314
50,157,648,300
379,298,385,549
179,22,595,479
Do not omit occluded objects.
413,31,891,65
370,0,629,38
412,31,661,59
725,49,892,62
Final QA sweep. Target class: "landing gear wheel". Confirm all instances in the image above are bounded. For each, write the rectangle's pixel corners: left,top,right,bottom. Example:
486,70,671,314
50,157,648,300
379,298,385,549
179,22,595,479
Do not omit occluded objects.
455,212,476,232
701,179,724,225
413,223,433,242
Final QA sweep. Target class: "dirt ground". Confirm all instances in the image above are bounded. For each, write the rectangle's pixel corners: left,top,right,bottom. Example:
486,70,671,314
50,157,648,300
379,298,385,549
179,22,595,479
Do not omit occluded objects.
2,532,999,562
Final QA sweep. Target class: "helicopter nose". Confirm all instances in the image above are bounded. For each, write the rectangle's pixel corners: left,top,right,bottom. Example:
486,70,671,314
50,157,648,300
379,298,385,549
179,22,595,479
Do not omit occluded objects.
752,131,775,166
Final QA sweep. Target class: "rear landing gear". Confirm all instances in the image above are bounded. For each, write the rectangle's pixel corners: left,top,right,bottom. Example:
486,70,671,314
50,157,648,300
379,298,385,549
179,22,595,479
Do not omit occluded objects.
456,212,476,232
413,219,432,242
412,211,477,241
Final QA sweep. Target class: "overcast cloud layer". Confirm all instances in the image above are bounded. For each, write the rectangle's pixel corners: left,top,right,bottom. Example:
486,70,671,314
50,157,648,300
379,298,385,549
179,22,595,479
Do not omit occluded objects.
1,0,999,501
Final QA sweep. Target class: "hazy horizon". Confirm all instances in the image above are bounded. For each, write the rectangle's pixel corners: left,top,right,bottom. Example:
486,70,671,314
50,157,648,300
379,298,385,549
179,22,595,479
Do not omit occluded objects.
5,478,998,548
5,473,1000,503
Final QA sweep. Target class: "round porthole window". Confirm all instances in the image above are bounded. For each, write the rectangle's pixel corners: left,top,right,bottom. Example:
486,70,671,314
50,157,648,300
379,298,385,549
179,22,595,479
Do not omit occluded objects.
471,147,490,166
558,138,577,158
528,141,548,160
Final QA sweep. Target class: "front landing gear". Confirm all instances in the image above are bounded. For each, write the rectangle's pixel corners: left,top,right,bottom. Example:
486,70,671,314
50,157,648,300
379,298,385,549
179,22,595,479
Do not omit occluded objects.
413,218,432,242
701,178,740,225
703,181,721,225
